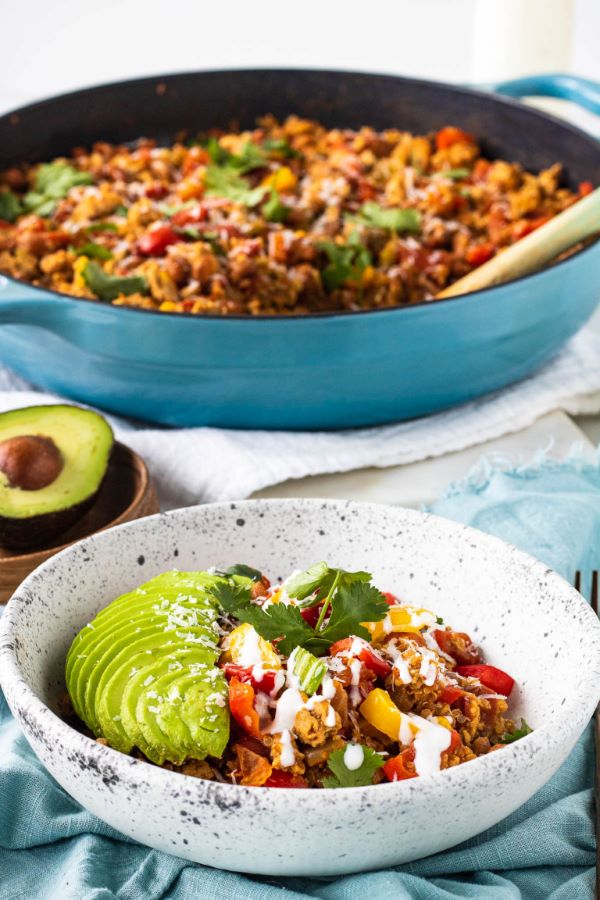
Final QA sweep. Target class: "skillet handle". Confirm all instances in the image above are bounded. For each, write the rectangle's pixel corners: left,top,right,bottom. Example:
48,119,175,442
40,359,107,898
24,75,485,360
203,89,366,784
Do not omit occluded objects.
0,275,68,326
491,74,600,117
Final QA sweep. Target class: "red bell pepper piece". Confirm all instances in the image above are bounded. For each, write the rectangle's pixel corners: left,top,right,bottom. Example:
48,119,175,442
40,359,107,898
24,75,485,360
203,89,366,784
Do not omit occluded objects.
579,180,594,197
435,126,474,150
439,685,465,706
465,243,494,267
263,770,308,788
138,225,179,256
359,647,392,679
383,746,417,781
228,678,262,738
382,592,397,606
223,664,279,695
300,603,323,628
455,664,514,697
329,638,391,679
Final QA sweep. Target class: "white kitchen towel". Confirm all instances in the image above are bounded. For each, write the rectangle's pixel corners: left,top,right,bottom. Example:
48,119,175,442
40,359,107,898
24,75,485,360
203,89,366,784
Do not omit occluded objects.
1,321,599,509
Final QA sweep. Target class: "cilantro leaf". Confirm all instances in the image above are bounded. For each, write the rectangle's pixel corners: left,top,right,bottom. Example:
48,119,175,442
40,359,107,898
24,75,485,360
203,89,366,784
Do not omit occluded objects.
0,189,23,222
286,562,370,603
305,581,389,653
435,167,470,181
83,261,148,302
262,188,288,223
24,162,93,216
350,202,421,233
209,580,253,615
322,744,384,788
499,718,532,744
263,138,301,159
234,602,315,657
203,136,234,166
318,236,372,291
225,564,264,583
74,242,113,260
86,222,119,234
204,165,266,206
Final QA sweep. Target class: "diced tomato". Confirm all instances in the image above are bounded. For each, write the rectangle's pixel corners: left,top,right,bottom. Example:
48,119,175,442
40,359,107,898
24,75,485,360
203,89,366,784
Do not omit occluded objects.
171,204,209,227
512,215,551,241
329,638,354,656
359,647,392,679
435,126,474,150
465,242,494,267
383,746,417,781
263,770,308,788
144,183,168,200
0,220,12,229
138,225,179,256
439,685,465,706
228,678,262,738
300,603,323,628
382,592,397,606
433,630,480,665
578,180,594,197
455,664,514,697
223,664,279,695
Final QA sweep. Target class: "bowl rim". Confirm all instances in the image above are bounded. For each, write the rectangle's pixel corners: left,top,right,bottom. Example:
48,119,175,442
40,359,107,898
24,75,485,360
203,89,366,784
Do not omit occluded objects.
1,497,600,803
1,66,599,323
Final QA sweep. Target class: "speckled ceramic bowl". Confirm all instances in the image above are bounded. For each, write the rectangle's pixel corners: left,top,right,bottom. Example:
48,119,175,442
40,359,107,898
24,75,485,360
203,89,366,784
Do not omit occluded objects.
1,499,600,876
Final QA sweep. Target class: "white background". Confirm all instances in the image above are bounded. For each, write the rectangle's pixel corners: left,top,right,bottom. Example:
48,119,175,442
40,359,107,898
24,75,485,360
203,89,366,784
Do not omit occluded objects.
0,0,598,114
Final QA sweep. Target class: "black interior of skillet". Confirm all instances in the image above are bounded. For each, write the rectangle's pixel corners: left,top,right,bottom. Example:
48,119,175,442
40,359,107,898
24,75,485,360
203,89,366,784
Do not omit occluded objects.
1,69,598,189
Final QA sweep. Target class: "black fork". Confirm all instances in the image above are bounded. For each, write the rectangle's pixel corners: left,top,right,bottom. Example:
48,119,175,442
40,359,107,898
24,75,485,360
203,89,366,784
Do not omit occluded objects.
574,570,599,897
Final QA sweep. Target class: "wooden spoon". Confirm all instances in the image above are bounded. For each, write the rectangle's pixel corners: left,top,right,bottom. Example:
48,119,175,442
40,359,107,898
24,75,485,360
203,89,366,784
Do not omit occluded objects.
437,186,600,299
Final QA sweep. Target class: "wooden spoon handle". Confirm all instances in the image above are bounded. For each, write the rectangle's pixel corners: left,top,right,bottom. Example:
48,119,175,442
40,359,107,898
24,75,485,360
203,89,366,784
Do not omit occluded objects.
437,187,600,299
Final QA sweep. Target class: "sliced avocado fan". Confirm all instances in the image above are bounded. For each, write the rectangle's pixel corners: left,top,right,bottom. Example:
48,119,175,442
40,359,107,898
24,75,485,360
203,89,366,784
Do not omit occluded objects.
65,571,244,765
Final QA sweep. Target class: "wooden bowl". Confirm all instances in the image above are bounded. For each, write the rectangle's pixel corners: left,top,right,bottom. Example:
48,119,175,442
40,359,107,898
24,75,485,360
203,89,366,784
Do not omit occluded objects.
0,442,159,603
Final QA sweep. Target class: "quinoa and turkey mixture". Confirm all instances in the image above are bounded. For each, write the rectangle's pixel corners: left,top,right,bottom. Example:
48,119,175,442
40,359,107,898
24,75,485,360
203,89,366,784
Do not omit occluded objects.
0,117,594,315
63,563,530,787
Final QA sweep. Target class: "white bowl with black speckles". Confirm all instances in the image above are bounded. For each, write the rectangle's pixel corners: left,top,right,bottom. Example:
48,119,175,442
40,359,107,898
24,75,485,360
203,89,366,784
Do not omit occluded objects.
1,499,600,877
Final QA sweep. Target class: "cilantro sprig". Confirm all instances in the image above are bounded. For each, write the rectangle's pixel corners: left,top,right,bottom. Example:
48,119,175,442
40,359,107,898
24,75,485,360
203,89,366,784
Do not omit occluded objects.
0,189,23,223
211,562,387,657
83,261,148,302
499,719,532,744
322,744,384,788
204,165,266,207
24,162,93,217
318,233,372,291
348,202,422,233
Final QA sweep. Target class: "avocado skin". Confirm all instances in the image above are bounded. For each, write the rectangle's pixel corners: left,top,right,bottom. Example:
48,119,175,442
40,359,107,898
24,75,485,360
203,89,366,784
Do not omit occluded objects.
0,404,113,551
0,490,99,550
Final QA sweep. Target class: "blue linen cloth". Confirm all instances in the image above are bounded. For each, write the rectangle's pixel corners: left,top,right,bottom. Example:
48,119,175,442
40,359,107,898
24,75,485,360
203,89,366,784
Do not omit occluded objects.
1,452,600,899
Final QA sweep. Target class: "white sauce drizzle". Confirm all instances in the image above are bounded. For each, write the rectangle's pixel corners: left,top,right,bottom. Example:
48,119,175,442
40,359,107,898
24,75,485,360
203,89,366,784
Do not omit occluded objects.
397,712,452,776
349,659,363,706
279,729,295,767
268,688,304,733
344,743,365,771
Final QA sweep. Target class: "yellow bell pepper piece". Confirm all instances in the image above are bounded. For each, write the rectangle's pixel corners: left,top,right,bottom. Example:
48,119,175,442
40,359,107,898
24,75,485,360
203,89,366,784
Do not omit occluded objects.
262,166,297,192
359,688,417,742
220,622,281,669
73,255,89,290
364,605,437,642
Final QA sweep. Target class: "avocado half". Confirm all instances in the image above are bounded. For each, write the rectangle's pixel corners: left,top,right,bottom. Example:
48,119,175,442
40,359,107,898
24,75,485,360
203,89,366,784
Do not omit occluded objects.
0,405,114,550
65,571,239,765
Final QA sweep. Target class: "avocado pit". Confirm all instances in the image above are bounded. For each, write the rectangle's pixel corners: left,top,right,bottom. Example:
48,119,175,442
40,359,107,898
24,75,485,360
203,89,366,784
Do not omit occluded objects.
0,435,64,491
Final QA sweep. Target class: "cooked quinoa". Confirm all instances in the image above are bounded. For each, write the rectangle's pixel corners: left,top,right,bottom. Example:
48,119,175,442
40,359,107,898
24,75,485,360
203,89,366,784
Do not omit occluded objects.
0,117,593,315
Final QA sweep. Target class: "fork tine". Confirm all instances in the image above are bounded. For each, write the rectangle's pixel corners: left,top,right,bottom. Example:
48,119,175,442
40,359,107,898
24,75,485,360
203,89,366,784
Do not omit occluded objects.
592,571,599,615
574,570,582,593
